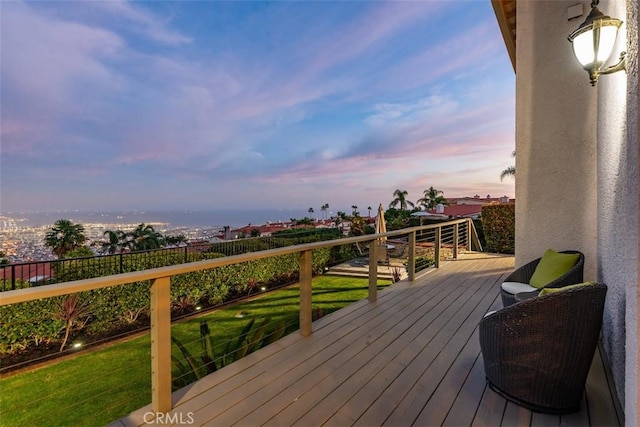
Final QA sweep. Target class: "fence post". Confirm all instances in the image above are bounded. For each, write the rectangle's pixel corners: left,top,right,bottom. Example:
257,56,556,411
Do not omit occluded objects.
119,253,124,274
453,223,459,259
150,276,172,413
368,240,378,302
184,246,188,263
408,231,416,281
11,265,16,290
299,250,313,337
435,227,441,268
467,219,472,251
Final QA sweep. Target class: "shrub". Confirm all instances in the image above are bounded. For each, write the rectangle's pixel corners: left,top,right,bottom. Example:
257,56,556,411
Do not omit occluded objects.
481,204,515,254
0,247,333,357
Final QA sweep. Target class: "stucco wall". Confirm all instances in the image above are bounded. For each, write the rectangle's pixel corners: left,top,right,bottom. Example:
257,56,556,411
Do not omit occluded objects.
597,0,640,425
515,0,598,277
516,0,639,422
598,0,639,423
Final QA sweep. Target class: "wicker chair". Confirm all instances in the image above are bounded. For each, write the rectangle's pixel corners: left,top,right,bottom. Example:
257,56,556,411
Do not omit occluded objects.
480,283,607,414
501,250,584,306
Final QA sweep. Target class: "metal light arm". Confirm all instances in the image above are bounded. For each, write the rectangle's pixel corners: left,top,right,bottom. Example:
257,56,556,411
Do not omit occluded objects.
589,51,627,86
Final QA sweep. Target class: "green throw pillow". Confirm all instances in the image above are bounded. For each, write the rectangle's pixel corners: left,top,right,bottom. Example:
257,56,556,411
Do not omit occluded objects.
538,281,596,296
529,249,580,289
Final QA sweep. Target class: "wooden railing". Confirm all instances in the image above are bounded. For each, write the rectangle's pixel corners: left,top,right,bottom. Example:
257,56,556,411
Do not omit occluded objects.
0,218,480,414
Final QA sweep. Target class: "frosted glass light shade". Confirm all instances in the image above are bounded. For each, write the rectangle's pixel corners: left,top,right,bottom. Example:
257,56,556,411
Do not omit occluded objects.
570,21,621,69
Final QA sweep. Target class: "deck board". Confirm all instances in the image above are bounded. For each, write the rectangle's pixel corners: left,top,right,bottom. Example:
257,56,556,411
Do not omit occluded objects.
114,253,622,427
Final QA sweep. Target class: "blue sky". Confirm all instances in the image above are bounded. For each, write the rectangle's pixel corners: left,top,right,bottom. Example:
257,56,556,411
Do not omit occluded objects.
1,0,515,214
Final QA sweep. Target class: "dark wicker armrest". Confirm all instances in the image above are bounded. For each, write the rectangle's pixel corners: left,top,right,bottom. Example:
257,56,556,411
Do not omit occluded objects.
503,258,540,284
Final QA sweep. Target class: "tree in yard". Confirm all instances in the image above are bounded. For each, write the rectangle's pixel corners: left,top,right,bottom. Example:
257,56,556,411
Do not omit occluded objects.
389,189,414,210
56,293,91,351
44,219,88,258
417,186,448,210
0,251,8,265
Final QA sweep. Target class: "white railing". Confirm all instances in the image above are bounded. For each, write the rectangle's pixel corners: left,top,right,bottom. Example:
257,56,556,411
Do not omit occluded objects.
0,218,480,415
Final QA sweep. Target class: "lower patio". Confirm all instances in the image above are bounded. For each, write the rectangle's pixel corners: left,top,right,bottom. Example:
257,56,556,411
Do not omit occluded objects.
113,253,621,426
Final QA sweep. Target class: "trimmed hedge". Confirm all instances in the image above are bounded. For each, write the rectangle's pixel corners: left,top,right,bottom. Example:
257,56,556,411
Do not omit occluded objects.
481,204,515,254
0,248,332,356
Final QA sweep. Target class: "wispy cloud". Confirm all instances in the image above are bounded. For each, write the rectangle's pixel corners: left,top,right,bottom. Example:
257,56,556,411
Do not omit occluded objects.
1,0,514,212
92,0,191,45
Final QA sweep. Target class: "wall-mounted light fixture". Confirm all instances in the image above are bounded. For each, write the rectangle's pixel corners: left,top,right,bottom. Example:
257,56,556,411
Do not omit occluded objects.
568,0,626,86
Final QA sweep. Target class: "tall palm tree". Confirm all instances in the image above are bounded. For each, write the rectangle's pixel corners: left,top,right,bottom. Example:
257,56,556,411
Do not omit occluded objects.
367,206,372,217
417,186,448,210
320,203,330,220
389,189,414,210
351,205,359,216
501,151,516,181
308,207,314,219
500,166,516,181
44,219,87,258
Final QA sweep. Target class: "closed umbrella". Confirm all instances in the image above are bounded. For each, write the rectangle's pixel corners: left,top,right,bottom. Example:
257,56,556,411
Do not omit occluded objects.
374,204,388,264
375,204,387,243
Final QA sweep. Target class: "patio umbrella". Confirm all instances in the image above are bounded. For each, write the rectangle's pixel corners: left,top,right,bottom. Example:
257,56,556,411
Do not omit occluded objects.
375,204,387,243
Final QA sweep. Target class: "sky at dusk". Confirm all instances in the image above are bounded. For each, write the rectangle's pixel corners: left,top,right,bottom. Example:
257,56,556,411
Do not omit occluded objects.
1,0,515,214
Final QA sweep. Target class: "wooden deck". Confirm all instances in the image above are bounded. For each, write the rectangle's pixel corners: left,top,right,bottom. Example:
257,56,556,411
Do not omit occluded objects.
114,253,621,427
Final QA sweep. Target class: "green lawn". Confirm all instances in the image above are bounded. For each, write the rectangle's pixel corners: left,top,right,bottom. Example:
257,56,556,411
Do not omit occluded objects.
0,276,390,427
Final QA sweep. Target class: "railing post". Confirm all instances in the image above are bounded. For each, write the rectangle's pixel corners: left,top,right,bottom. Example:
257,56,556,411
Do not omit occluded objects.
299,250,313,337
453,223,459,259
150,276,172,413
466,219,472,251
435,227,441,268
368,240,378,302
408,231,416,281
120,254,124,274
11,265,16,290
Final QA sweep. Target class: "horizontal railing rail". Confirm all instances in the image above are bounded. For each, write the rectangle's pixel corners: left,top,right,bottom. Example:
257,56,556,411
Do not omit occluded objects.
0,218,478,418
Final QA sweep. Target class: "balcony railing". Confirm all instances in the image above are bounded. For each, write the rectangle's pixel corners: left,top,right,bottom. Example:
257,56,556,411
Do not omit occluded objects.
0,218,480,418
0,228,344,291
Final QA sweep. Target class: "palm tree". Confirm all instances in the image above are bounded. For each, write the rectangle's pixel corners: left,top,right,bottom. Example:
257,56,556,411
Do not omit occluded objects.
127,223,162,251
351,205,359,216
501,151,516,181
308,207,314,219
417,186,448,210
389,189,414,210
164,234,187,246
320,203,329,220
100,230,122,254
367,206,372,217
500,166,516,181
44,219,87,258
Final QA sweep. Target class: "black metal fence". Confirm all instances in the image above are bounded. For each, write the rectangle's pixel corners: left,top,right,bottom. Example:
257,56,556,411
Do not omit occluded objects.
1,228,344,291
